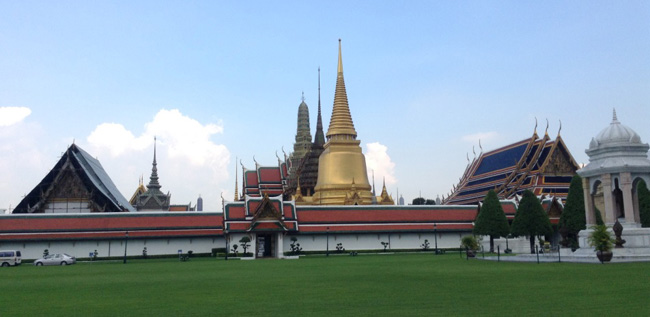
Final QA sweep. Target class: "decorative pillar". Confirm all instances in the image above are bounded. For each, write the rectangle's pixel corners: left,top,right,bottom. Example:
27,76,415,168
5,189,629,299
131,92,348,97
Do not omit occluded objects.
583,177,595,225
601,174,616,225
276,233,284,259
620,172,637,225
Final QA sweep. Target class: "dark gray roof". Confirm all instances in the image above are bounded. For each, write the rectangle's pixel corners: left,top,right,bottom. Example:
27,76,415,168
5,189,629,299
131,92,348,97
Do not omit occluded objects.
72,146,136,212
13,144,135,213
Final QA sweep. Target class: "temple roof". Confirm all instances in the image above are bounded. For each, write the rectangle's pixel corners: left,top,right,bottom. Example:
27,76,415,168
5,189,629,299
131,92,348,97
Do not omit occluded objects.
241,160,289,198
445,130,578,205
13,144,135,213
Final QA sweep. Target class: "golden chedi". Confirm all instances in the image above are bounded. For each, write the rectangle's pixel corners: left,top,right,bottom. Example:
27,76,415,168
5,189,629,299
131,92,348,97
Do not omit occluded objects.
312,40,374,205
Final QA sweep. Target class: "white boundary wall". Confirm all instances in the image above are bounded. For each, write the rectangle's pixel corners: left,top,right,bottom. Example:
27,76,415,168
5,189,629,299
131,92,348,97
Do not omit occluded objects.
0,237,225,260
2,231,478,260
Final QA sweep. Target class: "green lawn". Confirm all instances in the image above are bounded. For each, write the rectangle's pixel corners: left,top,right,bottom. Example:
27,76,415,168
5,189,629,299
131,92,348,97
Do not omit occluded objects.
2,254,649,316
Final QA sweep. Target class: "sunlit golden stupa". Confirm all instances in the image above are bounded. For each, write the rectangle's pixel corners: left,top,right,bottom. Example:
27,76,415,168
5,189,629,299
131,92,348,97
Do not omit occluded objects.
310,39,376,205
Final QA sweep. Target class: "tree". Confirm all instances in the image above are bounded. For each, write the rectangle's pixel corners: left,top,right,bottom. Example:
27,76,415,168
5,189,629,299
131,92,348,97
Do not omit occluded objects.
412,197,435,205
239,236,251,255
473,190,510,252
412,197,425,205
511,190,553,254
559,175,586,247
638,180,650,228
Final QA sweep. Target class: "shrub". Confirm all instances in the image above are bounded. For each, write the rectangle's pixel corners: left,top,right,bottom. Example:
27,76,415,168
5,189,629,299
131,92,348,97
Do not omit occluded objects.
239,236,251,254
460,235,479,251
289,237,302,255
588,225,614,252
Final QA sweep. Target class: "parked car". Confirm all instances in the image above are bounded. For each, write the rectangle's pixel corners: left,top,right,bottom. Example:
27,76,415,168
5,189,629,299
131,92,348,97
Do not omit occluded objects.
34,253,76,266
0,250,22,267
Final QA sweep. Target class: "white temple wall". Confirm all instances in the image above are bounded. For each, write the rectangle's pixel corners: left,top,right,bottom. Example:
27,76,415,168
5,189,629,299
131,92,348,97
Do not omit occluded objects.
284,232,471,253
479,236,537,254
0,237,224,260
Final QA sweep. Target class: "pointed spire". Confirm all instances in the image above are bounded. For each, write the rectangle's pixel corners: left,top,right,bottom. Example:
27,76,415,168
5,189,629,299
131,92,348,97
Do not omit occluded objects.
234,156,239,201
147,136,162,192
372,170,376,196
314,67,325,146
612,108,619,122
327,39,357,140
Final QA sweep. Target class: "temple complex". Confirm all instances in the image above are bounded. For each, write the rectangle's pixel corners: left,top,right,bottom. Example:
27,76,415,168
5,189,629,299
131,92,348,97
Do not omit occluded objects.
444,125,579,205
3,39,599,260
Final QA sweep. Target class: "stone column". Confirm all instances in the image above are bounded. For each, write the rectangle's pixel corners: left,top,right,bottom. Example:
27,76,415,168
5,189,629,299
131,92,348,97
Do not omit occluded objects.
621,172,637,225
602,174,616,225
583,177,596,225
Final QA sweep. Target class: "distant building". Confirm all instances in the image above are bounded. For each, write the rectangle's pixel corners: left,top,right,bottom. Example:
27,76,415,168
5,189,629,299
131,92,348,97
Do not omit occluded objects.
133,138,171,211
12,144,135,213
197,195,203,211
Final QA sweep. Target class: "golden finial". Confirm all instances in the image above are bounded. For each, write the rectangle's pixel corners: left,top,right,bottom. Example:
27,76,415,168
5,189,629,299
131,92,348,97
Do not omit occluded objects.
338,39,343,73
544,118,549,136
234,156,239,201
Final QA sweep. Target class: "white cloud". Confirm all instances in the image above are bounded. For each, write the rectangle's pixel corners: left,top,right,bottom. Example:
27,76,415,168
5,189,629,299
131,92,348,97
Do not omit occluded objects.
0,107,31,127
461,131,498,144
87,109,230,211
364,142,397,188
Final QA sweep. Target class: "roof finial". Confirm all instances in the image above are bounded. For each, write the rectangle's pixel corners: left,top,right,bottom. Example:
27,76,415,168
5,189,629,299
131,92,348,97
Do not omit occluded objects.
338,39,343,73
301,91,305,102
612,108,618,122
544,118,549,136
314,67,325,146
558,120,562,136
534,117,538,135
479,139,483,153
234,156,239,201
372,169,376,196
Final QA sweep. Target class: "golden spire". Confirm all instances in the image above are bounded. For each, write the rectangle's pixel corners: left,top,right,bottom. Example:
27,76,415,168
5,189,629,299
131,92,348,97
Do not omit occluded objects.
234,157,239,201
311,40,373,206
326,39,357,139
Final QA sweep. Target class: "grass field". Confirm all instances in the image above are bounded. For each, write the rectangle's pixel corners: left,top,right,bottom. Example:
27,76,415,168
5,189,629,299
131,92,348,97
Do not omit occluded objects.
2,253,649,316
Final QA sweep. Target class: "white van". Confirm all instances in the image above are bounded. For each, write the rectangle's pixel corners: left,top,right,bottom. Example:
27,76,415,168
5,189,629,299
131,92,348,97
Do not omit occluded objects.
0,250,22,266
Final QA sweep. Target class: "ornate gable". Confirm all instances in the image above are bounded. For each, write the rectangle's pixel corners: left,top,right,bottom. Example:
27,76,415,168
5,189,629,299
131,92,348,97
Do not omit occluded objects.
50,162,91,199
541,139,578,175
248,194,287,231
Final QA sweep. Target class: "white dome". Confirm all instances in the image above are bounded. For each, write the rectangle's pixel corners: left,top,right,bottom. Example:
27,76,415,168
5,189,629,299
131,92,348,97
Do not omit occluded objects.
590,109,642,149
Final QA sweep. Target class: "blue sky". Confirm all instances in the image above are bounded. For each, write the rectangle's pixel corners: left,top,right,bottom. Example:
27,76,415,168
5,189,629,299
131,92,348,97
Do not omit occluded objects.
1,1,649,212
